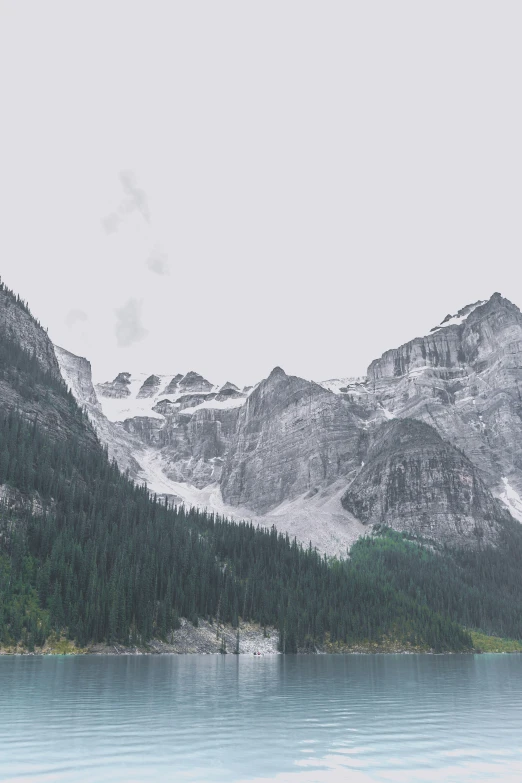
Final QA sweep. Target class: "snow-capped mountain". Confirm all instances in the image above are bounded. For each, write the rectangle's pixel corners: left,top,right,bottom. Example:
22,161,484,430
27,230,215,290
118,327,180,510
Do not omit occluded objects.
55,292,522,555
95,370,247,423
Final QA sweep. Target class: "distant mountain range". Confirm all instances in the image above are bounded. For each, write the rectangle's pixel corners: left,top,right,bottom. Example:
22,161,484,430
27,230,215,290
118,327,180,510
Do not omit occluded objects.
56,292,522,555
4,279,522,652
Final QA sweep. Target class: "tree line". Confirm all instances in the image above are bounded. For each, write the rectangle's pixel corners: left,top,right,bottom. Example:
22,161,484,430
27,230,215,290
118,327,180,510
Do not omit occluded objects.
1,319,520,653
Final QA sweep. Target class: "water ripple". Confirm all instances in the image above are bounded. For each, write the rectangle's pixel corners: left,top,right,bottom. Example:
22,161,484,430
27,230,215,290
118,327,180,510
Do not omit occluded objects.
1,654,522,782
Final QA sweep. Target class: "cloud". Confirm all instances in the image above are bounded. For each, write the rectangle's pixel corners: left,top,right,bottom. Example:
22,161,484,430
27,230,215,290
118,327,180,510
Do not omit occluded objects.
101,213,123,235
146,247,170,275
114,299,147,347
101,170,150,234
65,309,88,327
119,170,150,222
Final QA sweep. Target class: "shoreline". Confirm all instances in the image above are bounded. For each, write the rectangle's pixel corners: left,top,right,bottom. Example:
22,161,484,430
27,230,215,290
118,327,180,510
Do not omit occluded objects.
2,620,520,657
2,649,521,657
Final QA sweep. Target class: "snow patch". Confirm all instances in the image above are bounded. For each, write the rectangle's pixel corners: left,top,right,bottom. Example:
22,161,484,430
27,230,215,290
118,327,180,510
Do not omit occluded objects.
137,449,231,510
430,300,486,333
100,397,166,422
179,397,246,416
499,477,522,523
320,377,367,395
137,450,365,556
96,371,225,422
265,480,366,557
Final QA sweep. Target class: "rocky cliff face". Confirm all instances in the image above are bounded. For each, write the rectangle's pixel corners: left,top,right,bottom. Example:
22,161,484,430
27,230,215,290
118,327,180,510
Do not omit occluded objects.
342,419,510,547
55,291,522,554
0,284,97,448
0,286,61,377
96,372,132,398
367,293,522,517
220,367,372,513
88,367,246,490
54,346,144,478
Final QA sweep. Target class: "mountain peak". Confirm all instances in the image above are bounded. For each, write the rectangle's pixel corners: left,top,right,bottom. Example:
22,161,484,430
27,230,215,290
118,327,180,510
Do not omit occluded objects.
268,366,287,380
430,300,487,332
113,372,131,385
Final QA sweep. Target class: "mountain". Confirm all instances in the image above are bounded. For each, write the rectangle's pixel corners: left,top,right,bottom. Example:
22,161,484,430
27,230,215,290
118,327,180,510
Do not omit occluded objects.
342,418,510,548
0,283,97,452
58,292,522,555
367,293,522,521
4,279,522,653
0,279,480,654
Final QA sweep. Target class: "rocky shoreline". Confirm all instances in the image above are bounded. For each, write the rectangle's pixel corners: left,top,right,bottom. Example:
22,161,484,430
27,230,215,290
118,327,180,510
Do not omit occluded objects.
2,621,520,657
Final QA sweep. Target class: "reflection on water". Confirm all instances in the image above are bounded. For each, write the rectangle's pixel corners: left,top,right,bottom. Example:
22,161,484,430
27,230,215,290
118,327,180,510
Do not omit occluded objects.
1,654,522,782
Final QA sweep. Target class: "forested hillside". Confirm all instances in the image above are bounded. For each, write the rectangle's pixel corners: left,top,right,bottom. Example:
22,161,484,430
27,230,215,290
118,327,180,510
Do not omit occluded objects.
0,407,472,652
1,280,522,653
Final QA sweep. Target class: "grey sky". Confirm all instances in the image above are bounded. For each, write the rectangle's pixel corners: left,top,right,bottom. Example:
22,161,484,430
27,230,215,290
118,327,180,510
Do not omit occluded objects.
114,299,148,347
146,248,170,276
0,1,521,386
65,309,88,328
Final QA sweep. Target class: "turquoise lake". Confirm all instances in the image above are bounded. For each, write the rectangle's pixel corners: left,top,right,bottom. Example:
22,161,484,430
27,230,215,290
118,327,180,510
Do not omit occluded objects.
1,654,522,782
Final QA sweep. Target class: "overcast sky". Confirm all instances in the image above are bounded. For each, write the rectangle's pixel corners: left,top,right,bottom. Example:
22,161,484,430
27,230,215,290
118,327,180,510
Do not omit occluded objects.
1,2,521,386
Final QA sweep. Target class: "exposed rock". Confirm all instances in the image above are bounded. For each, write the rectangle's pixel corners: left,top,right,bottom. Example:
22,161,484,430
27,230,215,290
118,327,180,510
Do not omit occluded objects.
137,374,162,398
157,405,241,487
176,392,215,411
214,388,245,402
368,293,522,504
220,381,239,393
220,366,368,514
342,419,510,547
96,372,132,399
0,287,61,377
161,374,183,394
57,291,522,554
55,347,143,478
0,484,47,517
179,371,213,393
0,291,97,449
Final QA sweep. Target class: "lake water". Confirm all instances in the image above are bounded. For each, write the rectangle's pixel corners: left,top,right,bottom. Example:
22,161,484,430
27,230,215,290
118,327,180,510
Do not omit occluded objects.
1,654,522,783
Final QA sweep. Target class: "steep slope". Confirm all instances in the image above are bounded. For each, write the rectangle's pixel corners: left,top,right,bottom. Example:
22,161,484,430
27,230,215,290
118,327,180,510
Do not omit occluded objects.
94,368,246,488
56,290,522,555
6,278,522,654
1,278,477,653
368,293,522,517
54,347,144,479
220,367,377,513
0,282,96,450
342,419,510,548
0,283,60,375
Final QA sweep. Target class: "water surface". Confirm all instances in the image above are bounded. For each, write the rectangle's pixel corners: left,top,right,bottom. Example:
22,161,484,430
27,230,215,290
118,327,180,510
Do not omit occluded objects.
1,654,521,782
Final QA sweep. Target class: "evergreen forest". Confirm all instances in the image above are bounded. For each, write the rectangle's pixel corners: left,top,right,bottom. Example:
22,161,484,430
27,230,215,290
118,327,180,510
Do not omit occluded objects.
1,312,522,653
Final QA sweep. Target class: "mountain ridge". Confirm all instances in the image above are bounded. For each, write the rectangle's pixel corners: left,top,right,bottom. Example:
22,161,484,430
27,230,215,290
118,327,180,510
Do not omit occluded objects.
55,291,522,555
3,280,522,653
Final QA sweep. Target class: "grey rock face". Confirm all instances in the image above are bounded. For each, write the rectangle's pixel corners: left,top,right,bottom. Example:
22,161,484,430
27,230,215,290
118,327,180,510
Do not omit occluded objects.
178,371,213,393
56,290,522,553
54,347,143,478
0,288,61,377
137,374,162,398
0,290,98,449
175,393,215,411
342,419,509,547
220,367,368,514
161,374,183,394
220,381,239,393
158,406,241,487
368,293,522,506
96,372,132,399
214,388,245,402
